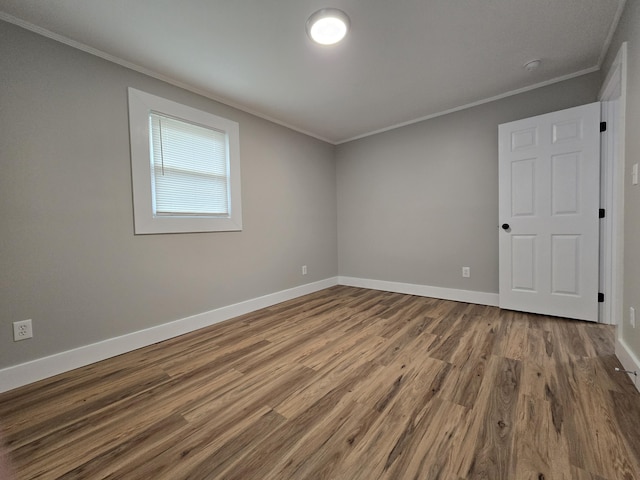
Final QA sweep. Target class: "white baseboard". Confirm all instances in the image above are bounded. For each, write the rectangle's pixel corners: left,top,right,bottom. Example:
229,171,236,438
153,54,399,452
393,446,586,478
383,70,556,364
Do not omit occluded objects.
338,276,499,306
0,277,338,394
0,276,499,393
615,334,640,393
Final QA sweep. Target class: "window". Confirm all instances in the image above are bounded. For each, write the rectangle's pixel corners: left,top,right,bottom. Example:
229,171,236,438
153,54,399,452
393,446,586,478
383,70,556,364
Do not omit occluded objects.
128,88,242,234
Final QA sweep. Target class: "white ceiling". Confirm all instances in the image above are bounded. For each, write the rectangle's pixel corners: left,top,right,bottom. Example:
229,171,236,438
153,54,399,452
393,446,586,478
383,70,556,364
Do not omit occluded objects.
0,0,626,144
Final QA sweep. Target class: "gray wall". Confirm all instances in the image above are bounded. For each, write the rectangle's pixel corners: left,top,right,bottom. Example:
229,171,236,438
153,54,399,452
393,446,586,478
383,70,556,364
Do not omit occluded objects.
0,21,338,369
604,2,640,360
336,73,601,293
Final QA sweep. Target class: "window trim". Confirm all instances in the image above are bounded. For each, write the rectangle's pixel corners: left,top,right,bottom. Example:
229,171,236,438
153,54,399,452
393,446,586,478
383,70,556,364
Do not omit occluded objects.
128,87,242,234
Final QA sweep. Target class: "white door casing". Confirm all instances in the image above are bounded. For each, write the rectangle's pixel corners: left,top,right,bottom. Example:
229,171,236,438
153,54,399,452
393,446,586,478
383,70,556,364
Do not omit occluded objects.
599,41,627,326
498,102,601,322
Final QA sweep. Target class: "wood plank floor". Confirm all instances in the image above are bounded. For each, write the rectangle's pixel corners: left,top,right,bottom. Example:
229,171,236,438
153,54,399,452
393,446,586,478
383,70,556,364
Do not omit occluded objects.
1,286,640,479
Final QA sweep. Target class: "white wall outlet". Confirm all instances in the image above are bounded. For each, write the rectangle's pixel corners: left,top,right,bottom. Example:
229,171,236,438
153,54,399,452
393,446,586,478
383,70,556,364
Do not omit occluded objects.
633,163,639,185
302,265,308,275
631,307,636,328
13,319,33,341
462,267,470,278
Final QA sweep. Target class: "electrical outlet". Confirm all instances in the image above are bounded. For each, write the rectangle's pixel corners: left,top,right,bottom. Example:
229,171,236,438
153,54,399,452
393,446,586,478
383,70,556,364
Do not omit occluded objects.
462,267,470,278
302,265,308,275
13,319,33,341
633,163,639,185
631,307,636,328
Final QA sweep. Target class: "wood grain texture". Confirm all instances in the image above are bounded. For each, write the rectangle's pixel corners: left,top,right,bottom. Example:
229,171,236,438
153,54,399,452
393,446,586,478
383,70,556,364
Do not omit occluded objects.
1,286,639,479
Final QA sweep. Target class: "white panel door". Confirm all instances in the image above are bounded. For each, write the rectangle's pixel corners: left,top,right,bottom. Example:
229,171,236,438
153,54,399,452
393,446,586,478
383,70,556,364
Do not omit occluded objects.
499,102,600,322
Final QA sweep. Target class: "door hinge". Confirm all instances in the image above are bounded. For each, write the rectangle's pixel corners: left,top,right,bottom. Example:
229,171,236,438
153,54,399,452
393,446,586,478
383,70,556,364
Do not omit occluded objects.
600,121,607,132
599,208,605,218
598,293,605,303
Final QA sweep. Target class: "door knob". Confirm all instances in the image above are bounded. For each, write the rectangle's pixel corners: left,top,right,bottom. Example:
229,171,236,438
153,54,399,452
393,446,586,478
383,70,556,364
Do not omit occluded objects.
501,223,510,230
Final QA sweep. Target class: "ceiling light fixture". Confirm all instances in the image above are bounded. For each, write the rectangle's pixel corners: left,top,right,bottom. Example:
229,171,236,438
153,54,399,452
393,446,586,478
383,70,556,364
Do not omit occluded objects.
524,59,541,72
306,8,350,46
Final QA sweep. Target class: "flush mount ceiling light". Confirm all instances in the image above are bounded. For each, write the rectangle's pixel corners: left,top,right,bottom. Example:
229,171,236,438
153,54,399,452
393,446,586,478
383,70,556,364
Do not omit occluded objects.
524,59,541,71
306,8,350,46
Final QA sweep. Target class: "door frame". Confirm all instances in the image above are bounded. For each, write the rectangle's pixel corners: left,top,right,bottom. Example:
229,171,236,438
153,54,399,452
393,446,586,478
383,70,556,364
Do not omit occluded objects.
598,42,627,325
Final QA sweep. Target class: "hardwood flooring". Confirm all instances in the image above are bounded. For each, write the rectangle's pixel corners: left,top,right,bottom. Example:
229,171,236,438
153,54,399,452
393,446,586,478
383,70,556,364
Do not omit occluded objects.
1,286,639,479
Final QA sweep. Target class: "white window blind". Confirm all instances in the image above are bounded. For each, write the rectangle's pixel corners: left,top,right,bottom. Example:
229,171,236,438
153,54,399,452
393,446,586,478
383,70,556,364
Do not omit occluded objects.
149,113,230,217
